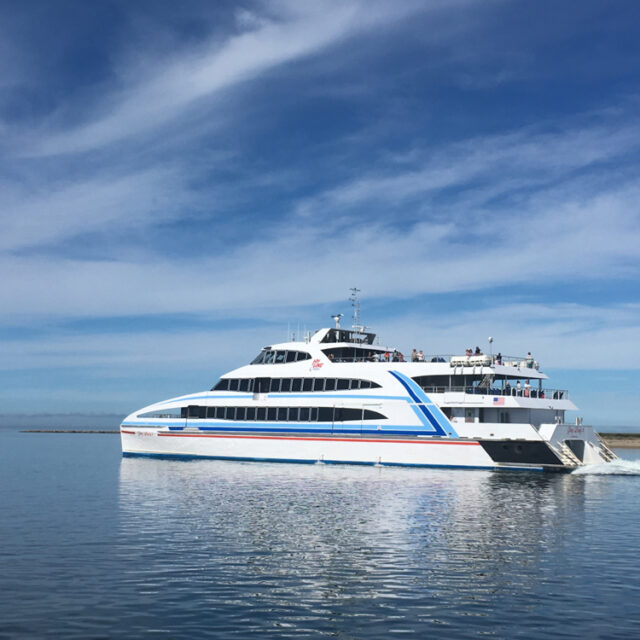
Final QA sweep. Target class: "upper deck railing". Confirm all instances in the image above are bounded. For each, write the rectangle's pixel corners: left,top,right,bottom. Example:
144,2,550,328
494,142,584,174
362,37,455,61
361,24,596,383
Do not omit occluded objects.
419,385,568,399
327,352,540,369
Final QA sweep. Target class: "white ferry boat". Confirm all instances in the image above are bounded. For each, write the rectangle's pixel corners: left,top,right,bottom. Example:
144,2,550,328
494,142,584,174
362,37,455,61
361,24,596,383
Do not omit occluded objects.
121,297,616,472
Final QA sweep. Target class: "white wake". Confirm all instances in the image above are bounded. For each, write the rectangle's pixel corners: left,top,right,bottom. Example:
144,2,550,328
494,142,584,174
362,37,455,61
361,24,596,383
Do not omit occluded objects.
572,458,640,475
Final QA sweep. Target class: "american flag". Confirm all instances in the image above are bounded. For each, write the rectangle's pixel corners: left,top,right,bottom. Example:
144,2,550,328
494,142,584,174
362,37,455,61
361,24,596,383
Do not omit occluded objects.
492,397,505,405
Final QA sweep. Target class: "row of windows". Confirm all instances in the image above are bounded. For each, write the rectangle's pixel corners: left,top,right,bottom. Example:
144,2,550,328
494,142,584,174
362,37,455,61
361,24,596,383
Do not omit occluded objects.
212,377,381,393
181,405,386,422
250,350,311,365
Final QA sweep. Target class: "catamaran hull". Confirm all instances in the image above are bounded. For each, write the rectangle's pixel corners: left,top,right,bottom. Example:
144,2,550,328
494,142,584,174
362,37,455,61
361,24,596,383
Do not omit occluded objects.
120,428,577,471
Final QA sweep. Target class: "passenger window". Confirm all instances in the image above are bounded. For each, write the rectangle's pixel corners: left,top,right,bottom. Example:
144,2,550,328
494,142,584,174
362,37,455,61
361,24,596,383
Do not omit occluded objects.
207,407,216,418
360,380,370,389
299,407,310,421
312,378,325,392
270,379,281,392
236,407,246,421
264,351,275,364
229,379,239,391
246,407,256,420
317,407,333,422
256,407,266,421
291,378,302,392
280,378,292,392
324,378,336,391
214,379,229,391
276,407,288,421
227,407,236,420
310,407,318,421
288,407,299,421
285,351,297,363
295,351,311,361
337,379,349,390
239,379,249,392
302,378,312,392
267,407,277,421
275,351,286,363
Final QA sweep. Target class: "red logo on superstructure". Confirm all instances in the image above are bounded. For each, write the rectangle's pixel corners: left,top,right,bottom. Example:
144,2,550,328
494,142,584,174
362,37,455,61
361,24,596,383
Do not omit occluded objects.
311,359,323,370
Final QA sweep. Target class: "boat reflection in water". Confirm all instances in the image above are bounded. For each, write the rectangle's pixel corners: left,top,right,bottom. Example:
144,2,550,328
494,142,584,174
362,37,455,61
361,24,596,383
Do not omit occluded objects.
117,456,608,636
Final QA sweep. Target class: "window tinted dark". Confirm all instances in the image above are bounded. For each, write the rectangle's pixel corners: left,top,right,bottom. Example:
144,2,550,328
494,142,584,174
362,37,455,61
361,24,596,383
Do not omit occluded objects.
182,405,386,422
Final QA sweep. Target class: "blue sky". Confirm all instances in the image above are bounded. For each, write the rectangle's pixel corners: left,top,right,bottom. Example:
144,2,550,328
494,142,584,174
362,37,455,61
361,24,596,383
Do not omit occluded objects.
1,0,639,426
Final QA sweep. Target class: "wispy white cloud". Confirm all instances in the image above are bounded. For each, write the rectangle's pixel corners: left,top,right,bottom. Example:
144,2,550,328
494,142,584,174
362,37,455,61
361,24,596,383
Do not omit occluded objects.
0,166,191,251
25,0,425,157
1,172,638,322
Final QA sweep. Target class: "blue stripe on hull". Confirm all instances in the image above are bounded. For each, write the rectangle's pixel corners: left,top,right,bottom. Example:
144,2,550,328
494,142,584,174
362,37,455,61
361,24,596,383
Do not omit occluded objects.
122,451,544,471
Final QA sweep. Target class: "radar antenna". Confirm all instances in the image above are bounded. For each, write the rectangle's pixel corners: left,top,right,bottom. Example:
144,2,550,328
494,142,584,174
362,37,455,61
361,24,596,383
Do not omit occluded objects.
349,287,363,332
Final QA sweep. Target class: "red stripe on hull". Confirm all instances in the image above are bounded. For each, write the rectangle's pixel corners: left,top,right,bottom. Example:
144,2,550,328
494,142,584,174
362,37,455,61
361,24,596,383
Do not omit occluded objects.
139,432,481,446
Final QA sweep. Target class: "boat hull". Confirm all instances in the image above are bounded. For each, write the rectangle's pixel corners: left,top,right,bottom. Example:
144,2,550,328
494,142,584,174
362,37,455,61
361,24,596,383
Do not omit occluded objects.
121,428,570,471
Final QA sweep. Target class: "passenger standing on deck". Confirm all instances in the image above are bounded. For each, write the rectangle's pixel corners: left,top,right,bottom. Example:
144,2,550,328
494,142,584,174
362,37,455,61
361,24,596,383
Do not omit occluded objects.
417,350,424,362
525,352,534,368
411,349,418,362
516,380,522,396
505,380,511,395
524,380,531,397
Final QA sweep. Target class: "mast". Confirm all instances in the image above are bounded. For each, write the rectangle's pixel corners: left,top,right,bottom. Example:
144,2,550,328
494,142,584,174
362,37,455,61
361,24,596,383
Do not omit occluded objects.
350,287,363,332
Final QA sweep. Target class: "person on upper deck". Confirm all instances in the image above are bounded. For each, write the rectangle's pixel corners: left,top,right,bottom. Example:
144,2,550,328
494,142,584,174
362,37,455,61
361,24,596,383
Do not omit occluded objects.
516,380,522,396
474,346,482,355
417,350,424,362
495,352,502,365
465,348,472,356
525,352,534,368
411,349,418,362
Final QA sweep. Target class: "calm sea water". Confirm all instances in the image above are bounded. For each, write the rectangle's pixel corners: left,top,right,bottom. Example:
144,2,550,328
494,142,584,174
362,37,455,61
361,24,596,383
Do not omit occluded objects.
1,427,639,639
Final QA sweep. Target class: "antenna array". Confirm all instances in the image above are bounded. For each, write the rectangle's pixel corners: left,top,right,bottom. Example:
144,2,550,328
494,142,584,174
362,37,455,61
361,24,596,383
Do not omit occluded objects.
349,287,362,332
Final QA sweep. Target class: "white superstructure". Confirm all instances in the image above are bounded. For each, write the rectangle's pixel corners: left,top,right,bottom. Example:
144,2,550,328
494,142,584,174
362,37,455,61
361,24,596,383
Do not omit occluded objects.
121,301,616,472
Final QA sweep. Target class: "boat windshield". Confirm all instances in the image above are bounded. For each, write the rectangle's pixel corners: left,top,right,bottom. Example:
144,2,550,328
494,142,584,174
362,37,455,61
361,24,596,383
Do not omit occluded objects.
250,349,311,364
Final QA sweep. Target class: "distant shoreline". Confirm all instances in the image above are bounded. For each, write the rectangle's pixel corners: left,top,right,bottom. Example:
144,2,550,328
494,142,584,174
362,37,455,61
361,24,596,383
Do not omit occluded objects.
19,429,640,448
598,434,640,448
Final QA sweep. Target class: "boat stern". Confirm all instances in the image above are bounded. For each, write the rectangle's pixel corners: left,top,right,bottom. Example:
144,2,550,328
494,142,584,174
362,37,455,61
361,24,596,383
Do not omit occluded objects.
538,422,617,468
